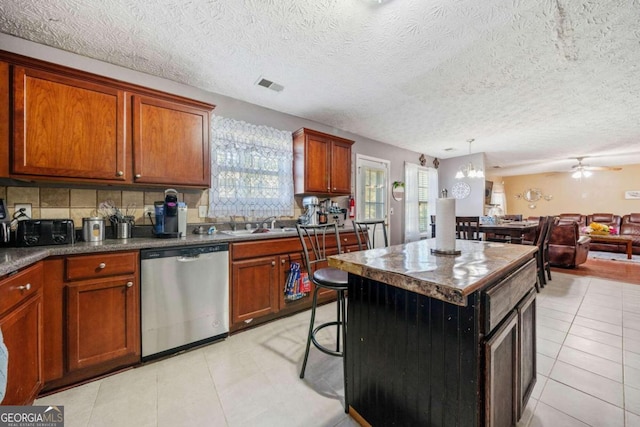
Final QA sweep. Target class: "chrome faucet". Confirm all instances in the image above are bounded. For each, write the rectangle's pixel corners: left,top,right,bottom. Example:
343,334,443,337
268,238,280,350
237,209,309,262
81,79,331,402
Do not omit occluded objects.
259,216,277,229
229,216,237,231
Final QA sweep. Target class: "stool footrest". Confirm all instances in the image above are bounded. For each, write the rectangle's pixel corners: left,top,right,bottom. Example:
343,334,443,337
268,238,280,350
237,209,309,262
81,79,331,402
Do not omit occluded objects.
311,321,345,357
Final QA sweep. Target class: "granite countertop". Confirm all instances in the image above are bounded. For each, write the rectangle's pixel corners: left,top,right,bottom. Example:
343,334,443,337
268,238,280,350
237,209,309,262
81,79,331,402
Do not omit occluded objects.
0,228,303,277
328,238,537,306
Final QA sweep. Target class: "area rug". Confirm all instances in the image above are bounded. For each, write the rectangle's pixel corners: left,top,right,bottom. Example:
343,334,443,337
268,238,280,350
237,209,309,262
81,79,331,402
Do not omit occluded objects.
588,250,640,263
551,256,640,285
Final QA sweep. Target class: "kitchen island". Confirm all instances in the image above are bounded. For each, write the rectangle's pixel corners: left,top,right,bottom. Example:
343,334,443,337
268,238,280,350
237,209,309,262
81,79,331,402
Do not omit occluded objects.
329,239,538,427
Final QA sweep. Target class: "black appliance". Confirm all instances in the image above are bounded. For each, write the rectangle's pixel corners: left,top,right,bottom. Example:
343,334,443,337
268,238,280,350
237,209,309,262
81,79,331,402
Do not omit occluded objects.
16,219,75,247
152,189,179,238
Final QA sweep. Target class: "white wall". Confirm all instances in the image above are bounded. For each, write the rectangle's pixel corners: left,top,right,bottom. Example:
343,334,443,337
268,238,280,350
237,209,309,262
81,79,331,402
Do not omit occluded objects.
1,34,432,244
439,153,486,215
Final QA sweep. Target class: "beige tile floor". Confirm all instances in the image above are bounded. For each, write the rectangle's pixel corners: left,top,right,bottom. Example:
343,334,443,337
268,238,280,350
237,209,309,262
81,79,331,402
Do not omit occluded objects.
36,272,640,427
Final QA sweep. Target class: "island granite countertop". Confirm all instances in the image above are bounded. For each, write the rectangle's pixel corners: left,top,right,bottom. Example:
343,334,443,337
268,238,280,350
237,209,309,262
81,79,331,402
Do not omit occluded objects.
328,238,537,306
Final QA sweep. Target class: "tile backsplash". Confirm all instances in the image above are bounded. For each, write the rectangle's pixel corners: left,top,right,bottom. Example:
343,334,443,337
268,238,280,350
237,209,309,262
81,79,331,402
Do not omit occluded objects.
1,185,345,228
1,186,210,228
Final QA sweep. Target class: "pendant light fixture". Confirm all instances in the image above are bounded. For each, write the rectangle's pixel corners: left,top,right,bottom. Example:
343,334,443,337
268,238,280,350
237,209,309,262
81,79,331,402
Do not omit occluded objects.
455,139,484,179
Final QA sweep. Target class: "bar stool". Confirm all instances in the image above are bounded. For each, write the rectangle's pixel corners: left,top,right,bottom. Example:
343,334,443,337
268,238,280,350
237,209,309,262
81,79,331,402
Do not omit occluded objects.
296,223,349,412
352,219,389,250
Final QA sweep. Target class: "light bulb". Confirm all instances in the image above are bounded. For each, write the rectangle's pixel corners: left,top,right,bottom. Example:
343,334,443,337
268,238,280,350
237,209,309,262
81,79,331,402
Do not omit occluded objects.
455,170,465,179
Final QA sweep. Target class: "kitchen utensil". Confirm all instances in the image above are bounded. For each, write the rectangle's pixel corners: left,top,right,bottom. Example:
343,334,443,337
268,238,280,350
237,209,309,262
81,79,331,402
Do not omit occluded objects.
115,222,131,239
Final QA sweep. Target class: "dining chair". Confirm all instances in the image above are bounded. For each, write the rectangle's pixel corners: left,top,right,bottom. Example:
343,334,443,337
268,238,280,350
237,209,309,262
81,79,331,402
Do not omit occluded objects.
542,216,559,283
528,216,548,291
296,223,349,412
352,219,389,250
456,216,481,240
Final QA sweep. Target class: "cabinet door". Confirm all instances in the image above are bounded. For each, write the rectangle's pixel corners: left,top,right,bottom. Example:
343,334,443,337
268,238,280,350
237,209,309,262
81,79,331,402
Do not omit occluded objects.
518,289,536,418
231,257,278,324
66,277,139,371
330,140,352,194
485,311,518,427
0,61,9,177
12,67,127,181
278,252,310,310
132,95,210,187
304,134,330,193
0,292,43,405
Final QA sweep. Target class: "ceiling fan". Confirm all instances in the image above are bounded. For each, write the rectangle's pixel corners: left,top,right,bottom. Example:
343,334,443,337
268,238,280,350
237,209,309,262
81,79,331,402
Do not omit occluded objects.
570,157,621,179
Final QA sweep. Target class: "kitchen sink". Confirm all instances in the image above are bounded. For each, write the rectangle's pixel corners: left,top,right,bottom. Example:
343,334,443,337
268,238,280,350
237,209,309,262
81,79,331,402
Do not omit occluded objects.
221,227,298,236
221,230,257,236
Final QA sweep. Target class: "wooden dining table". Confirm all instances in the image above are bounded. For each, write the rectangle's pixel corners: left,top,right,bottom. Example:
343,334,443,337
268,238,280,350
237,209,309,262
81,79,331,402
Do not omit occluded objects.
480,221,539,244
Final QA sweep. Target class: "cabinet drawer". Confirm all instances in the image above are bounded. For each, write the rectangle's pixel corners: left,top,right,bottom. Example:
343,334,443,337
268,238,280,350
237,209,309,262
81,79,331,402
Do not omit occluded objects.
484,258,536,333
0,262,43,315
66,252,137,281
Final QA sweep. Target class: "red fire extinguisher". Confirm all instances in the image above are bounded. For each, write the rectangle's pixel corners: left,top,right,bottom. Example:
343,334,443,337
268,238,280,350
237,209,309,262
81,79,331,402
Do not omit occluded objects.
349,196,355,219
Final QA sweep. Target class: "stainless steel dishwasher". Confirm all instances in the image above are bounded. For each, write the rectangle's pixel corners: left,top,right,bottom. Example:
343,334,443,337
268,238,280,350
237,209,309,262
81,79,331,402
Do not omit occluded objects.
140,243,229,360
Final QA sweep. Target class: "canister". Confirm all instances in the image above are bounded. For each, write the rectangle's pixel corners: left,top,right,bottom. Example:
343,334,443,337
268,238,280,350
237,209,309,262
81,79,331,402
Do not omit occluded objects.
82,217,105,242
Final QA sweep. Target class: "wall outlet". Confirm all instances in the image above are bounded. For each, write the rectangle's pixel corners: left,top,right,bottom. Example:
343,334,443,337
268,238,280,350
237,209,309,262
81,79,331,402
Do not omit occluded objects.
198,205,208,218
143,205,155,217
15,203,32,219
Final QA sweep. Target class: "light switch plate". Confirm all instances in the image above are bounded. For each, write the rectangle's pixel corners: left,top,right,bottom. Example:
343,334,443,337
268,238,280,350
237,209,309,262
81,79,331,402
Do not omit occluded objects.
15,203,32,219
198,206,208,217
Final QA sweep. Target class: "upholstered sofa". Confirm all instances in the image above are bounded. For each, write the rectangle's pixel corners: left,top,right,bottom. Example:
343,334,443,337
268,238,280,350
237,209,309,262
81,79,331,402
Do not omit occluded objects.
548,220,591,268
558,213,587,225
585,213,623,252
621,214,640,255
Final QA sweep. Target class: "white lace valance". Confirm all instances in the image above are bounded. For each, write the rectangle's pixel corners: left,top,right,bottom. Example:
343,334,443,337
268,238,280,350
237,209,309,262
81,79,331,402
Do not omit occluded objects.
209,115,294,218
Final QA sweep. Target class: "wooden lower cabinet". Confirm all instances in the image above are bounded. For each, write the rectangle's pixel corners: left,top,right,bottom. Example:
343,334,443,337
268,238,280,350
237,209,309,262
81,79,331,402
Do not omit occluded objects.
231,256,278,324
518,289,537,417
485,311,519,427
42,251,140,392
230,232,358,331
0,263,44,405
485,288,537,427
66,276,139,371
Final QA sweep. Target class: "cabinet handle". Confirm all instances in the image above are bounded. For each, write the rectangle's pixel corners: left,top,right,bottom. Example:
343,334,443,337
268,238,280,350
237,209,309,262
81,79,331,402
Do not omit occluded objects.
17,283,31,291
135,174,142,179
126,281,133,288
333,187,337,190
343,238,347,242
116,171,124,176
98,263,106,269
271,261,276,266
281,259,285,264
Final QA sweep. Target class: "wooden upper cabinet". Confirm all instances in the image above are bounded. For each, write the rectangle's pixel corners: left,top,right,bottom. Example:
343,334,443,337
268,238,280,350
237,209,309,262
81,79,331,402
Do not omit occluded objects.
293,128,354,195
132,95,210,187
0,61,9,178
12,66,127,181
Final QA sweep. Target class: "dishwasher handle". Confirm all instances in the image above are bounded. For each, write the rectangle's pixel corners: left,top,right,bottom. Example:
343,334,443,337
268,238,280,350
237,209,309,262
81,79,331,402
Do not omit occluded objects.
177,255,201,262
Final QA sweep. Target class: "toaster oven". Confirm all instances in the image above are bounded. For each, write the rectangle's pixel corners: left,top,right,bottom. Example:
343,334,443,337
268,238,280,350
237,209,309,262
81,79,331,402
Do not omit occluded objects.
16,219,75,247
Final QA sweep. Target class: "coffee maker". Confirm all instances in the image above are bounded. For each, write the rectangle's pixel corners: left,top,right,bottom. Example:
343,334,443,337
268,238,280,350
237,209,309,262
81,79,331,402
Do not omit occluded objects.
153,189,180,237
299,196,319,226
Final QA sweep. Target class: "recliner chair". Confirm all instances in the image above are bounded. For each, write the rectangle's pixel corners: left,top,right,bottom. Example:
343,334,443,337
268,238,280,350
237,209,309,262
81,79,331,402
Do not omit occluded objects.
549,220,591,268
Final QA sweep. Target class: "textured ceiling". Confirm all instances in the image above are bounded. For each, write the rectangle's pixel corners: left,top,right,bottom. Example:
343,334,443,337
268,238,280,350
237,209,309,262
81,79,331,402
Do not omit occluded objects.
1,0,640,176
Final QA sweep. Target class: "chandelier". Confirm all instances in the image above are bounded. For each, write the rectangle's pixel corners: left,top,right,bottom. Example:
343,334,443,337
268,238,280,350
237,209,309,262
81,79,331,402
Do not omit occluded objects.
455,139,484,179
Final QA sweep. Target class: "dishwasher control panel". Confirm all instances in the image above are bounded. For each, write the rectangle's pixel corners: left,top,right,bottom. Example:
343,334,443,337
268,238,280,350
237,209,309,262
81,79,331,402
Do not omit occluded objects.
141,243,229,260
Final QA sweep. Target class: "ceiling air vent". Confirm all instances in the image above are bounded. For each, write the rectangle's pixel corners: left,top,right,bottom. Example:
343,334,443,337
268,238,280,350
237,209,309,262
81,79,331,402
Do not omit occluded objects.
256,77,284,92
